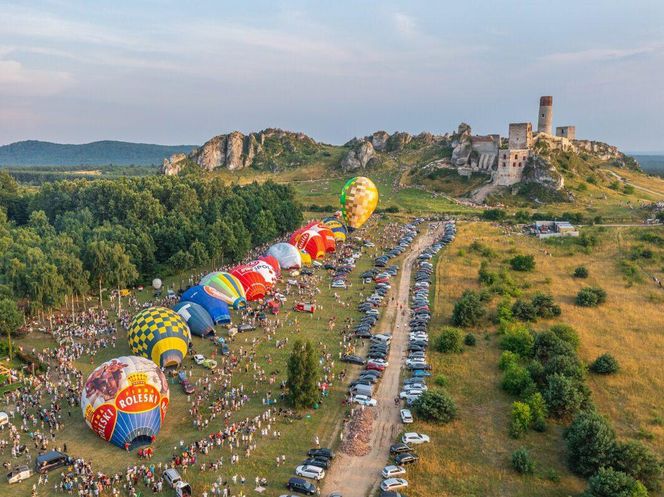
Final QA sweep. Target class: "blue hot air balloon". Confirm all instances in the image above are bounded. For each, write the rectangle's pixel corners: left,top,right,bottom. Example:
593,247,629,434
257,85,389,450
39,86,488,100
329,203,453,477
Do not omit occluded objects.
172,301,215,337
180,285,231,325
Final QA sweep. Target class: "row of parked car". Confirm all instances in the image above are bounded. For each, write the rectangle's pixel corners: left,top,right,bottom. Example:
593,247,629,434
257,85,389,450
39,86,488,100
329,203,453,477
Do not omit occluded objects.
378,221,457,497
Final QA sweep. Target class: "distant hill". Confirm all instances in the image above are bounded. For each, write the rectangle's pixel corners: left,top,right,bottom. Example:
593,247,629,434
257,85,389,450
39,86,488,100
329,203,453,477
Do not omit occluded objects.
632,155,664,176
0,140,198,166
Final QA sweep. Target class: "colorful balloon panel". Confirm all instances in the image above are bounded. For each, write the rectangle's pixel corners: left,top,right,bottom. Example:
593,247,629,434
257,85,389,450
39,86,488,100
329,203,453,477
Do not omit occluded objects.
231,264,268,301
340,176,379,229
322,217,347,242
199,272,247,309
258,255,281,277
290,229,326,260
246,260,277,287
266,243,302,270
127,307,190,369
81,356,169,449
180,285,232,325
172,301,215,337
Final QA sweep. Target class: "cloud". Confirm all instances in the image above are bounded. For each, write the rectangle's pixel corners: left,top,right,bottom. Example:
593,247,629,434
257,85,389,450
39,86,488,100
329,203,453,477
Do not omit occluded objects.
392,12,417,38
541,43,664,64
0,59,74,96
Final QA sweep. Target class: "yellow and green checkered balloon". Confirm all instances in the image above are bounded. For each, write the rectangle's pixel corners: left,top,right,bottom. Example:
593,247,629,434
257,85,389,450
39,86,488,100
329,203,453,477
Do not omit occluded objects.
127,307,190,369
340,176,379,230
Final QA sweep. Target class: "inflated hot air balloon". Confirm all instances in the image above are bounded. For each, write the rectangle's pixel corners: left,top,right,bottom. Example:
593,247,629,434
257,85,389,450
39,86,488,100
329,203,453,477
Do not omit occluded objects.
82,356,169,450
340,176,379,230
266,243,302,270
299,250,312,267
308,223,336,253
127,307,190,369
258,255,281,277
290,229,326,260
172,301,215,337
246,260,277,287
180,286,231,325
231,264,268,301
323,216,347,242
152,278,162,290
199,272,247,309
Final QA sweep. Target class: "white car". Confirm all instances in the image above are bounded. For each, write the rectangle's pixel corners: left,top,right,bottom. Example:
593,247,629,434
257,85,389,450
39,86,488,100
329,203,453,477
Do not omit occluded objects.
400,389,424,399
352,395,377,407
405,358,426,367
380,478,408,492
367,358,388,367
192,354,205,365
404,383,427,392
402,432,430,445
295,465,326,480
381,465,406,478
7,465,32,484
400,409,414,424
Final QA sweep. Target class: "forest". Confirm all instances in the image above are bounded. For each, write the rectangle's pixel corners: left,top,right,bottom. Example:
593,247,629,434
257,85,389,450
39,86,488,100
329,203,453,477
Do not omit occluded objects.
0,172,303,316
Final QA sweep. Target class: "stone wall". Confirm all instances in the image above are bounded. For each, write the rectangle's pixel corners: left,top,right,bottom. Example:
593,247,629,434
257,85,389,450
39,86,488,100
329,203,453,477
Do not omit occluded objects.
508,123,533,149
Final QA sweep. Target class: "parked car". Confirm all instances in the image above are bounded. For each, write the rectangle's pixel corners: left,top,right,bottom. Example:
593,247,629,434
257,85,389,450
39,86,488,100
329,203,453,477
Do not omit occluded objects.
301,457,330,470
394,452,419,465
400,409,414,424
295,465,326,480
286,477,317,495
7,465,32,484
35,451,72,473
181,379,195,394
193,354,205,365
402,432,430,445
307,448,335,459
351,395,377,407
380,478,408,492
389,443,411,455
341,354,366,365
381,465,406,478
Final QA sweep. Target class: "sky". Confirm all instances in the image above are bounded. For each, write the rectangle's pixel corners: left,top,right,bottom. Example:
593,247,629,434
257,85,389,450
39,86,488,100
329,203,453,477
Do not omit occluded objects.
1,0,663,151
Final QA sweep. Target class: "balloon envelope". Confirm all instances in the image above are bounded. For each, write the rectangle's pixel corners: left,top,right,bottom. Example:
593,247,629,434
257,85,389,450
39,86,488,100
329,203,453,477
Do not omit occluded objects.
258,255,281,277
180,286,232,325
290,229,326,260
266,243,302,270
231,264,268,301
172,301,215,337
152,278,162,290
199,272,247,309
127,307,190,369
308,223,336,253
323,217,347,242
340,176,379,229
246,260,277,287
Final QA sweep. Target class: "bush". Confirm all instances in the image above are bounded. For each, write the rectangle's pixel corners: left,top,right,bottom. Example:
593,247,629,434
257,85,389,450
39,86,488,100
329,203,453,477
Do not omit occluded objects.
533,330,576,363
527,392,548,432
479,261,498,285
452,290,486,327
510,255,536,272
512,300,538,322
509,401,532,438
495,297,514,324
500,324,535,357
583,467,648,497
435,327,464,353
434,375,448,387
501,364,535,397
549,324,580,350
574,265,589,278
544,353,586,381
544,373,591,419
589,353,619,375
565,410,617,477
576,287,607,307
531,293,562,318
464,333,477,346
482,208,507,221
412,391,457,424
612,440,663,491
512,447,535,474
499,351,519,370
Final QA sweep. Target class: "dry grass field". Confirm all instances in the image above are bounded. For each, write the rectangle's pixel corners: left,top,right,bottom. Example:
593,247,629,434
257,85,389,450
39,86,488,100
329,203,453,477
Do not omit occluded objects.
405,221,664,497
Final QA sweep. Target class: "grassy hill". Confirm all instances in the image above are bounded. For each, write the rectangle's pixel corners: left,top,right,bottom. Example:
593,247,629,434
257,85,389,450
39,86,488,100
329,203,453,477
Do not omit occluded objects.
0,140,197,166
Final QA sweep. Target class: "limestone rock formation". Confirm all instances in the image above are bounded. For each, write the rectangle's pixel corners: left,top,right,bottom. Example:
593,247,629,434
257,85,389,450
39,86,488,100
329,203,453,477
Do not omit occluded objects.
162,153,188,176
369,131,390,152
521,155,564,190
340,140,376,171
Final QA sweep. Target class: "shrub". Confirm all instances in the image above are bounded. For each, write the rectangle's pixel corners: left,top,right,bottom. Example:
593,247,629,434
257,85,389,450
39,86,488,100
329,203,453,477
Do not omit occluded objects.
499,351,519,371
500,324,535,357
549,324,580,350
434,374,448,387
589,353,619,375
531,293,562,318
512,447,535,474
565,410,617,477
452,290,486,327
509,401,532,438
583,467,648,497
574,265,589,278
501,364,535,397
512,300,538,322
479,261,498,285
544,353,585,381
435,327,464,353
527,360,546,387
533,330,576,363
482,208,507,221
412,391,457,423
510,254,536,272
543,373,591,419
495,297,514,324
576,287,607,307
464,333,477,346
527,392,548,432
612,440,663,491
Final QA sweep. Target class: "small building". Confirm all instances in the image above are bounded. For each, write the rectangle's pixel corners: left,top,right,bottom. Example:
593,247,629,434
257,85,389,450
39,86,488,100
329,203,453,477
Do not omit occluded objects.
556,126,576,140
531,220,579,239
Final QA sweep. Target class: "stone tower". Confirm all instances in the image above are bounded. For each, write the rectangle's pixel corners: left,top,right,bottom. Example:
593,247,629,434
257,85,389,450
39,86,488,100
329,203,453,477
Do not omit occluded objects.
537,96,553,135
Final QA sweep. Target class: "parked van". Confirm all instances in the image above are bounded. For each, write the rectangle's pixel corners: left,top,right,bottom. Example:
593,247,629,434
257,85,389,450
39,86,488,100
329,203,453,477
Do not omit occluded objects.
35,451,71,473
350,384,373,397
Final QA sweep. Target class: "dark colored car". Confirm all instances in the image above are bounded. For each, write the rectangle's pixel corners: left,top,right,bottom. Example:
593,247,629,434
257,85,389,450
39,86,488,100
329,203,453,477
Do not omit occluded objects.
307,448,335,459
389,443,411,455
286,477,317,495
341,354,366,365
301,457,330,469
35,451,72,473
395,452,419,465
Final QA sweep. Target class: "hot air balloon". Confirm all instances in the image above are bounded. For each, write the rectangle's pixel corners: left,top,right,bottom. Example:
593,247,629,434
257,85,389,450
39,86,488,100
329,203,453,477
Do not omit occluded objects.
172,301,215,337
199,272,247,309
323,216,347,242
180,286,232,325
290,229,326,260
266,243,302,270
127,307,190,369
246,260,277,287
82,356,169,450
340,176,379,230
307,222,336,253
258,255,281,277
231,264,268,301
152,278,162,290
299,250,312,267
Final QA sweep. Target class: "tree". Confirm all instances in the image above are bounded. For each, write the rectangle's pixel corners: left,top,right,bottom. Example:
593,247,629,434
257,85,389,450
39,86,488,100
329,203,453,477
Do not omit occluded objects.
544,373,590,420
531,293,561,318
549,324,580,350
510,255,535,272
512,447,534,474
0,298,22,359
526,392,548,432
482,209,507,221
565,410,617,477
452,290,486,327
501,364,535,397
574,266,589,278
435,327,464,353
576,287,607,307
84,240,138,306
512,300,538,322
612,441,663,491
286,340,319,409
509,401,532,438
412,391,457,423
589,353,619,375
500,323,535,357
583,468,648,497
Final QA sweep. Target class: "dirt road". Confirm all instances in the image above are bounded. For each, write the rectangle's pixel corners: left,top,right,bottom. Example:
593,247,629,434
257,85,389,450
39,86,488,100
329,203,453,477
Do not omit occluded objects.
322,223,443,497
